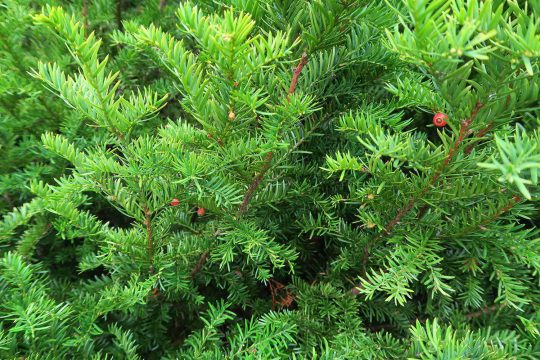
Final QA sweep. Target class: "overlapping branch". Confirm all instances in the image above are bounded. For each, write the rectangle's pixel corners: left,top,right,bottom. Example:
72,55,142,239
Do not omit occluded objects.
361,102,483,270
190,52,309,277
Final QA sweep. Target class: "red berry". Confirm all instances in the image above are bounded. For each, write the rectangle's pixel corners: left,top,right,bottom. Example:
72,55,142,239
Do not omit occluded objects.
197,207,206,216
433,112,448,127
170,198,180,206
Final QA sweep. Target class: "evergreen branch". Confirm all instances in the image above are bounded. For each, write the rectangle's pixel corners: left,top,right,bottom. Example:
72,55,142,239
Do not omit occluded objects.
445,194,521,239
237,52,309,217
464,123,494,155
237,151,274,217
359,102,483,277
386,102,482,235
464,90,514,156
274,114,328,166
415,203,430,220
432,102,483,182
288,52,308,99
3,2,537,356
417,119,494,221
190,53,309,279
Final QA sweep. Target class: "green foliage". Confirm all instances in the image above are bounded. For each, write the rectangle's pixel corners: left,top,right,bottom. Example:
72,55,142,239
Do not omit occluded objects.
407,319,537,359
0,0,539,358
479,125,540,199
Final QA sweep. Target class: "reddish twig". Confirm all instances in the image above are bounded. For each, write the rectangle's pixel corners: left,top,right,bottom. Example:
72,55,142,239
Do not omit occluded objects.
268,279,295,310
418,121,493,219
268,279,283,310
464,122,494,155
288,52,308,99
464,304,501,319
449,194,521,239
151,287,159,299
83,0,89,37
463,91,509,155
433,102,483,182
189,233,219,279
354,193,520,295
386,102,481,235
497,195,521,215
190,250,209,277
237,151,274,217
359,102,483,277
237,52,309,217
415,203,430,220
190,53,309,279
387,103,482,233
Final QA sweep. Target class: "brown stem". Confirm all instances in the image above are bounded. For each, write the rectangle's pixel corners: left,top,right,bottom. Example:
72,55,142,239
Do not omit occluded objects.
237,52,309,217
433,102,483,180
463,91,510,155
496,195,521,216
388,103,482,233
464,122,494,155
288,52,308,99
116,0,123,31
269,280,278,310
237,151,274,217
144,207,154,273
189,53,309,278
190,251,209,277
83,0,89,38
355,193,520,294
360,102,483,276
448,194,521,239
159,0,167,10
464,304,501,319
415,203,430,220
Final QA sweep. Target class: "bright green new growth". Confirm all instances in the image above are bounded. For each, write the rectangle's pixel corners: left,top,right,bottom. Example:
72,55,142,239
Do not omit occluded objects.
0,0,539,359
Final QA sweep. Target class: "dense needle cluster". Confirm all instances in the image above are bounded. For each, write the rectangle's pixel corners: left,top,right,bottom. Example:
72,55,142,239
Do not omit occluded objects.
0,0,539,359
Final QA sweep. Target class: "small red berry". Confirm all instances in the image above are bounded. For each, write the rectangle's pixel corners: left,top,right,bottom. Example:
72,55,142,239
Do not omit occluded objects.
197,207,206,216
433,112,448,127
207,133,212,139
170,198,180,206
